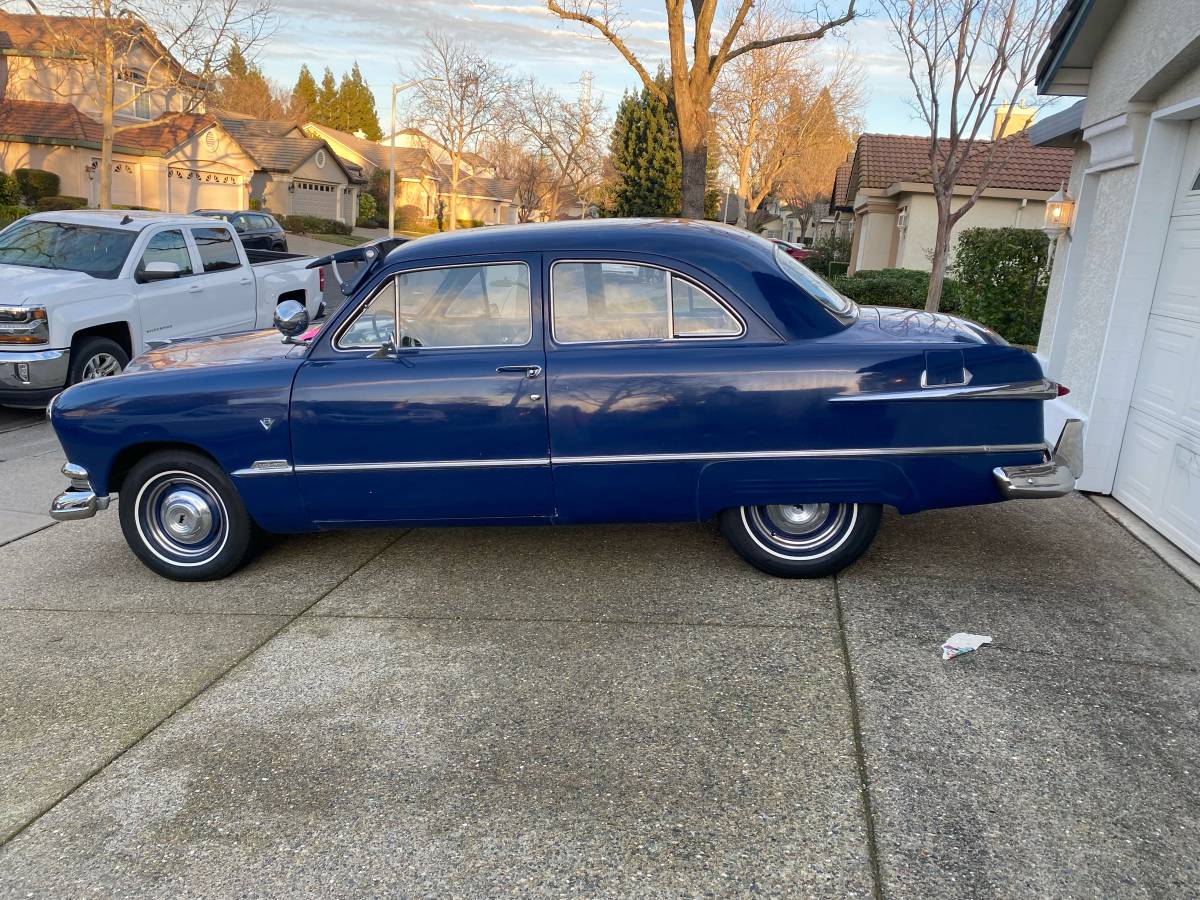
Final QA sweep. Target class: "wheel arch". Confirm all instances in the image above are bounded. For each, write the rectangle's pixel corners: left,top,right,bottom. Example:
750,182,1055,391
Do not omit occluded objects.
71,322,134,360
106,441,221,495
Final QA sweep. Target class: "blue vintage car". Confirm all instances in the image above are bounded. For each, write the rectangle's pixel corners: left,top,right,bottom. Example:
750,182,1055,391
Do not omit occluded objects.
47,220,1082,581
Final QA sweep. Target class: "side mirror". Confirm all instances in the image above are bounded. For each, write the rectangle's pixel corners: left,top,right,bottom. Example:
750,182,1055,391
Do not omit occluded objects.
139,261,181,282
274,299,310,342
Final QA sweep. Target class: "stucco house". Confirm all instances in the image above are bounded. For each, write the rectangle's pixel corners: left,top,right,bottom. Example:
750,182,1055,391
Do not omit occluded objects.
1030,0,1200,563
310,122,520,226
844,129,1074,274
0,12,360,221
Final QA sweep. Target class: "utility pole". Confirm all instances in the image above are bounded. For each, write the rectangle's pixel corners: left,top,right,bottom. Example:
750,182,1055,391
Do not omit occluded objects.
388,80,430,239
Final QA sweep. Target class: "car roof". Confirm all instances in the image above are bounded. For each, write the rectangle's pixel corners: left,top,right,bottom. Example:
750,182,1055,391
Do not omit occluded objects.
27,209,217,231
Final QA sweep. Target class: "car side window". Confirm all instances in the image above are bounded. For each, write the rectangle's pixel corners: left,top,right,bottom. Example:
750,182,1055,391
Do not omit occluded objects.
191,227,241,272
253,215,273,230
230,215,249,233
671,276,741,336
337,263,531,350
552,261,742,343
137,228,192,278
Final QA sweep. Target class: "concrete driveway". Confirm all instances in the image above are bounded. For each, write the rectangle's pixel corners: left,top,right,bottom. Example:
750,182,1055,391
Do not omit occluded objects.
1,412,1198,897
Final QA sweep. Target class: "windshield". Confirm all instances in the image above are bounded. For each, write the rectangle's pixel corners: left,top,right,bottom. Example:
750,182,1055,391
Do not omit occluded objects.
0,219,137,279
774,243,857,322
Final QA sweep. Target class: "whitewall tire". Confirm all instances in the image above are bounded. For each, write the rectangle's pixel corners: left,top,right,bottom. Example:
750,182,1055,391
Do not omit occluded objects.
718,502,881,578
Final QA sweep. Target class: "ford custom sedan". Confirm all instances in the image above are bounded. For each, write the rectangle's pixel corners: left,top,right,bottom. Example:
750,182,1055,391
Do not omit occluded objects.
47,220,1081,582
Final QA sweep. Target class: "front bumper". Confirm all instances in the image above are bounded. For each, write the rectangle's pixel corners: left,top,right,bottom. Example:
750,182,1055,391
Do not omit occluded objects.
0,348,70,407
49,463,111,522
993,418,1084,499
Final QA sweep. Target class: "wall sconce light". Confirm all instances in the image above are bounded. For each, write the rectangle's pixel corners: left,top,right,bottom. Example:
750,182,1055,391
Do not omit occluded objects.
1043,183,1075,241
85,161,98,181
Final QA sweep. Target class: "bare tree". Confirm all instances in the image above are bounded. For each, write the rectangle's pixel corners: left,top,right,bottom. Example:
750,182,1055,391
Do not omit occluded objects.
406,32,510,230
509,73,606,220
880,0,1058,311
715,4,862,232
29,0,273,207
546,0,855,218
511,151,551,223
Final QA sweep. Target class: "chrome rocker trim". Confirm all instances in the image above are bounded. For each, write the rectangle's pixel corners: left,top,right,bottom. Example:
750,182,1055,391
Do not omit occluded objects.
49,463,111,521
993,419,1084,500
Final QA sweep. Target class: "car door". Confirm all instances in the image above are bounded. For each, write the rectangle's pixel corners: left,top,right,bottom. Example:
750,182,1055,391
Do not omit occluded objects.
544,255,773,524
231,214,264,249
188,224,258,335
132,226,204,342
290,254,553,524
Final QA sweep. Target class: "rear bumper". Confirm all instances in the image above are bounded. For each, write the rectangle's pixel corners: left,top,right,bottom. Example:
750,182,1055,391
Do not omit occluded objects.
0,348,70,407
993,418,1084,499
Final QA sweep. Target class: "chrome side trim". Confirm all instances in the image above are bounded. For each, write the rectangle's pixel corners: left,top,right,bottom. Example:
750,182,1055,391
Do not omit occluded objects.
294,457,552,473
554,443,1047,465
232,459,295,476
830,378,1059,403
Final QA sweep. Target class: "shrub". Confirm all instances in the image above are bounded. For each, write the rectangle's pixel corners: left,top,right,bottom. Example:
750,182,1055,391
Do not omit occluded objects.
14,168,60,204
394,204,424,229
279,214,351,235
0,172,21,206
805,232,851,276
0,204,30,229
953,227,1049,347
831,268,963,314
248,197,262,211
112,204,160,211
35,195,88,212
455,218,486,229
356,192,377,227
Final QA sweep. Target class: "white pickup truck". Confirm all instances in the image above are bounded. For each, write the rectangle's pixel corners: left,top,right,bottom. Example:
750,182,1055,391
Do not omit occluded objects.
0,209,322,408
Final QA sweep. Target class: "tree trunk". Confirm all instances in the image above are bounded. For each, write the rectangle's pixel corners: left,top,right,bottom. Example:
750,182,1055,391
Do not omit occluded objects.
675,97,709,219
926,210,953,313
448,155,460,230
99,36,115,209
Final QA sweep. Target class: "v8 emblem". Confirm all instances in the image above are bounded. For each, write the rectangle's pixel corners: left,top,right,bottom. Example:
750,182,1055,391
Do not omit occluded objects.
259,417,274,432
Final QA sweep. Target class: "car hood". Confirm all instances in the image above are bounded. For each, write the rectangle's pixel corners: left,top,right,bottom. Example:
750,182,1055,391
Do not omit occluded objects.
0,263,103,301
125,328,307,373
850,305,1005,345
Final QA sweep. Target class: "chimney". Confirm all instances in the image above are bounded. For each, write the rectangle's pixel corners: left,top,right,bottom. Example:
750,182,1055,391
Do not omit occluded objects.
993,101,1036,139
353,129,367,140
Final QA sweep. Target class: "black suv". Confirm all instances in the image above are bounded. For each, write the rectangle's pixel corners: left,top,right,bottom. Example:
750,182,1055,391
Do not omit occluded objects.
192,210,288,252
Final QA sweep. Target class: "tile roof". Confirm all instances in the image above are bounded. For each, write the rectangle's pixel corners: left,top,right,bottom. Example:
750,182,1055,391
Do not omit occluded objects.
0,98,99,144
215,112,320,172
848,130,1074,198
830,157,853,211
455,174,516,202
117,112,216,153
310,122,432,176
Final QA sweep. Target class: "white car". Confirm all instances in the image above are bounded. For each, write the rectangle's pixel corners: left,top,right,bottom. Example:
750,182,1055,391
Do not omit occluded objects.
0,209,323,408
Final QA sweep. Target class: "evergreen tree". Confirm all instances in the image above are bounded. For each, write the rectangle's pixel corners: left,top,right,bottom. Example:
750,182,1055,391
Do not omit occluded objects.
316,67,339,126
343,63,382,139
290,64,318,121
214,40,283,118
608,72,680,217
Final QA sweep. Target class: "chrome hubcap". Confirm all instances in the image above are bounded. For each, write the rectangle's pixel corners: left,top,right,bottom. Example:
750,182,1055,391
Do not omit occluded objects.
82,353,122,380
136,472,228,565
766,503,831,534
159,489,213,545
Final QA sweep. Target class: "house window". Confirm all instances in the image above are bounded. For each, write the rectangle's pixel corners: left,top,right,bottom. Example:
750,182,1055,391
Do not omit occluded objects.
121,70,151,120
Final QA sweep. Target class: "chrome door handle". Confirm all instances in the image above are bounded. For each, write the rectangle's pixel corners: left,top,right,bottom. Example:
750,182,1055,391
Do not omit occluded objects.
496,365,542,378
187,284,202,293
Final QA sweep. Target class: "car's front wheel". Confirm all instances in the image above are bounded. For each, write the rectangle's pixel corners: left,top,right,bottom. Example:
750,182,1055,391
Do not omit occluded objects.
68,337,129,386
118,450,259,581
718,502,881,578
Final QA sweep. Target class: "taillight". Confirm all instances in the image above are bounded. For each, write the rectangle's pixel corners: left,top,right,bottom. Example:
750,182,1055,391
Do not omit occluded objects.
1057,383,1070,397
319,267,325,292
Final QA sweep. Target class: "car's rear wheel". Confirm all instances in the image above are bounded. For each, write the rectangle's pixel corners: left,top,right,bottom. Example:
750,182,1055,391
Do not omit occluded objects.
68,337,129,386
718,502,881,578
118,450,259,581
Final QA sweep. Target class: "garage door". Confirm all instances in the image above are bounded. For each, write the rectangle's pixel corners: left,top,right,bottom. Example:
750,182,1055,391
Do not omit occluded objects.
1113,120,1200,562
168,167,241,213
293,180,340,219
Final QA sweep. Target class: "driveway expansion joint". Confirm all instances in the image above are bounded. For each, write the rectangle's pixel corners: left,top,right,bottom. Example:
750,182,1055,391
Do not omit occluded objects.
307,610,821,630
0,528,412,851
833,574,886,900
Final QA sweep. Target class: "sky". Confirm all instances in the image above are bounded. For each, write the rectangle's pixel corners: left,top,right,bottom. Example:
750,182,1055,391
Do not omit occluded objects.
252,0,1045,137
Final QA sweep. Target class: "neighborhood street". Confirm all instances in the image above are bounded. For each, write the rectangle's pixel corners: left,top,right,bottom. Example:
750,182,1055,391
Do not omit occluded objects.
2,406,1198,896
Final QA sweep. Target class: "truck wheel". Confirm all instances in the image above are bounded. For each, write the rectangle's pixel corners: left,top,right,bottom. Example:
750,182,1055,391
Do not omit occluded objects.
718,502,882,578
118,450,259,581
68,337,129,385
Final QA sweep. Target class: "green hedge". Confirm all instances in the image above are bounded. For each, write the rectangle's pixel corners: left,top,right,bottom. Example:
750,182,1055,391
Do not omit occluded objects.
35,195,88,212
953,228,1049,347
14,168,60,203
0,204,30,229
0,173,20,206
356,192,377,227
280,214,351,235
831,268,963,314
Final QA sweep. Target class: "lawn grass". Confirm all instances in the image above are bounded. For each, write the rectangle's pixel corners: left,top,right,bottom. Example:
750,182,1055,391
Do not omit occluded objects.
306,232,368,247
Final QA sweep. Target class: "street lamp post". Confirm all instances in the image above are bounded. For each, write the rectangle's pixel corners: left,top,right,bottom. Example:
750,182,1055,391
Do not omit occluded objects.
388,79,429,239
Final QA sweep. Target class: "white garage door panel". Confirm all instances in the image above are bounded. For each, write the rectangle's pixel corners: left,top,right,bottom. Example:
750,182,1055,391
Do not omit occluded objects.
292,180,339,219
1113,119,1200,563
168,169,241,213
